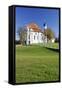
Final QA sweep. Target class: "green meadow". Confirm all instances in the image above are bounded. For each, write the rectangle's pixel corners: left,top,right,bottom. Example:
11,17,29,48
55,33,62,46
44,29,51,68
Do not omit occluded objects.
16,43,59,83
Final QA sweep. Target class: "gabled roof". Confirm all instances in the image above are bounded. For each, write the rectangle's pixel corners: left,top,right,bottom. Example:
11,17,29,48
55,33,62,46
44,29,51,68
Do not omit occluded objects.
27,23,42,32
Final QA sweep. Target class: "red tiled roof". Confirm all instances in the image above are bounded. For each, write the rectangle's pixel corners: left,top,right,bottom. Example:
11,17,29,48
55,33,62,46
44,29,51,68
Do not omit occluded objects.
27,23,42,32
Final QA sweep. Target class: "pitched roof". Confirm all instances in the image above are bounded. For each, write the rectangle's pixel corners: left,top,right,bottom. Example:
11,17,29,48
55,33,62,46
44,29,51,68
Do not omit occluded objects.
27,23,42,32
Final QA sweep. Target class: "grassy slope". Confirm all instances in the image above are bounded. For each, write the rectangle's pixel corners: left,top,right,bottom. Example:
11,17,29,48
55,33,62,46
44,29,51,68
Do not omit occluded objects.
45,43,59,49
16,45,59,83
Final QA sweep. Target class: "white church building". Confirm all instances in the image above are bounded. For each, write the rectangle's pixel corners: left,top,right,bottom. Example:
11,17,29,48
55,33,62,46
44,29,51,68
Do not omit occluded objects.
20,23,47,45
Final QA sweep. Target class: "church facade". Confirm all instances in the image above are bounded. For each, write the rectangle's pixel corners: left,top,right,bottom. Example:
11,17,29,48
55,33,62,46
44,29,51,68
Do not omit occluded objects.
20,23,47,45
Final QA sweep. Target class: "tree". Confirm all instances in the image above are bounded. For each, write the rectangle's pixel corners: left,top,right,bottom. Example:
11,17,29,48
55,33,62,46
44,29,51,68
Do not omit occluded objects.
17,27,27,45
17,27,23,37
20,30,27,45
44,28,55,43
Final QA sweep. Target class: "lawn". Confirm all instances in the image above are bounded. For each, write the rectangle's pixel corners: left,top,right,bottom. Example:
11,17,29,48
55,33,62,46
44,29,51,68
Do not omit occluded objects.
16,44,59,83
46,43,59,49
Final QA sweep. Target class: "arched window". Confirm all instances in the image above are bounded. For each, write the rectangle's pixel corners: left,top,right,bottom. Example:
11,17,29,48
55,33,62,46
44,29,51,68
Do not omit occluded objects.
34,35,35,40
29,35,30,40
37,35,38,40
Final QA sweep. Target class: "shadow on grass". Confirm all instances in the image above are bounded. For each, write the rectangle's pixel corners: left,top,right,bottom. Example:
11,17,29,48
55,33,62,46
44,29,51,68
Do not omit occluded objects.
45,47,59,53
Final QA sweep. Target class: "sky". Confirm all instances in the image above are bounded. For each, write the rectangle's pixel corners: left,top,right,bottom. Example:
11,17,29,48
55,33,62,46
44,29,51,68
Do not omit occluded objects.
15,7,59,40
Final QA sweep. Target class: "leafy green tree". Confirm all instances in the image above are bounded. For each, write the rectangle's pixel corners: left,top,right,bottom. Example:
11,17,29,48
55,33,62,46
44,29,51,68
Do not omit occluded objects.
44,28,55,42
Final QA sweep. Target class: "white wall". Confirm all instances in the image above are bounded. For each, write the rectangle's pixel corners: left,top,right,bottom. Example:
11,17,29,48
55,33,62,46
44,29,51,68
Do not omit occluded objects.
26,28,45,44
28,31,44,44
30,31,39,44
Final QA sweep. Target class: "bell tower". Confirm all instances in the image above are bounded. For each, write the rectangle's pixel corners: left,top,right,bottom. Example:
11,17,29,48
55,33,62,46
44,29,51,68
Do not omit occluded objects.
43,22,47,30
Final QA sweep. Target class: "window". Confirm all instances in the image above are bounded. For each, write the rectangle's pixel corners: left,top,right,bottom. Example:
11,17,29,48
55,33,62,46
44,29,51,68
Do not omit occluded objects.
29,35,30,40
37,36,38,40
34,35,35,40
35,32,37,35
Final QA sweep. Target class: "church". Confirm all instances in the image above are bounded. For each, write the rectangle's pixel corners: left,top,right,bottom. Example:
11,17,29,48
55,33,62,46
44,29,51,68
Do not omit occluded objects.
20,23,47,45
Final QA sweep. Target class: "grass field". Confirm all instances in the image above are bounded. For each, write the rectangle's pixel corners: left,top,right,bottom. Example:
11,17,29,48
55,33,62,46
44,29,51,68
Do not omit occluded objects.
16,44,59,83
45,43,59,49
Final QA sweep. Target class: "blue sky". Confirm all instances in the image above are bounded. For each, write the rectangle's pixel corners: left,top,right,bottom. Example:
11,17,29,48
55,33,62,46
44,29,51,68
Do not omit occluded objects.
15,7,59,40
